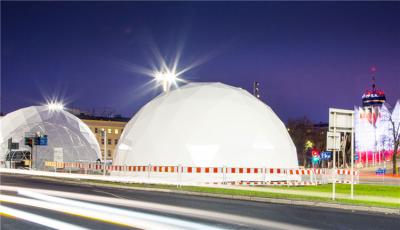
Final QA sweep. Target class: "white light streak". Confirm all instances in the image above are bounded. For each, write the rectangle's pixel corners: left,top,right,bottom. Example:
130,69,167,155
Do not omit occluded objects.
18,189,218,230
0,185,312,230
0,193,178,229
0,205,88,230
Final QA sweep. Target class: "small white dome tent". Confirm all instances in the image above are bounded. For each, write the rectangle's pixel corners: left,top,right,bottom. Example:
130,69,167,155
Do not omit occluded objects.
114,83,298,182
0,106,101,169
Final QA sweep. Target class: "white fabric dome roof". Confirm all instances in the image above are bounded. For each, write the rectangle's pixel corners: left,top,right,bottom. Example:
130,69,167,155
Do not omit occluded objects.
115,83,298,169
0,106,101,168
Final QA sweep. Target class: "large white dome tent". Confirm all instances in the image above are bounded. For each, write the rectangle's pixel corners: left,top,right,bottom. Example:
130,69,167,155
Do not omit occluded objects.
114,82,298,182
0,106,101,169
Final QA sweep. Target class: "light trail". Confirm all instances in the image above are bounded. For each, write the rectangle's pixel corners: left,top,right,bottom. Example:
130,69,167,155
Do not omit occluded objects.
18,189,222,230
1,185,315,230
0,205,88,230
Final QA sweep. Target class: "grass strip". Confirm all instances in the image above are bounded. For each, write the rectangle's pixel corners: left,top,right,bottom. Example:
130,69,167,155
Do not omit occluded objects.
76,179,400,209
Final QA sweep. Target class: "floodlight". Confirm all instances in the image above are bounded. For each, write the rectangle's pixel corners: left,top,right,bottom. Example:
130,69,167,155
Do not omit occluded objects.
47,101,64,111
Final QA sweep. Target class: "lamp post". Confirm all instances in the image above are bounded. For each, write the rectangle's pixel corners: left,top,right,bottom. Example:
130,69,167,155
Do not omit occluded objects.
101,129,107,175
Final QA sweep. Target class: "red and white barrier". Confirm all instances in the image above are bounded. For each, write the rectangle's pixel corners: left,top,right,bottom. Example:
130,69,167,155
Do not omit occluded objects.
42,161,358,185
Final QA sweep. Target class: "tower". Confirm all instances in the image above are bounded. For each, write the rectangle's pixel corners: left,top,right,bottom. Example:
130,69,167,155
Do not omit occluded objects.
356,67,387,166
362,67,386,108
361,67,386,126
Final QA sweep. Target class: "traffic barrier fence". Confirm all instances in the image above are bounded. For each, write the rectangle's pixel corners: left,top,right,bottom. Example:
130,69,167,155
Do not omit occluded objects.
43,161,359,186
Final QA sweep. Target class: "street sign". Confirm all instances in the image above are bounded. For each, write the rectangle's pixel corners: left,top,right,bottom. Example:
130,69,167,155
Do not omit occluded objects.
326,131,340,151
328,108,354,132
11,143,19,150
38,135,48,146
321,151,332,160
8,138,19,150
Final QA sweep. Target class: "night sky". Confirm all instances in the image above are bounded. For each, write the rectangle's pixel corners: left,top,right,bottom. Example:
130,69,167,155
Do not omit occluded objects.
2,1,400,123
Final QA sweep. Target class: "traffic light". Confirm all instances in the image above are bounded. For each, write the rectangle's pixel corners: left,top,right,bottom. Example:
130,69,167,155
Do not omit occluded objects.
24,137,33,147
311,148,320,163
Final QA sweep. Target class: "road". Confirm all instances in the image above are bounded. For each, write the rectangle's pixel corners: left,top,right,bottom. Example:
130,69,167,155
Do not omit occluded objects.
1,173,399,230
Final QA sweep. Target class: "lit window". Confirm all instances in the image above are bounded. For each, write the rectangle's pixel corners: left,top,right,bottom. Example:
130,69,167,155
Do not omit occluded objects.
115,129,119,134
108,128,112,134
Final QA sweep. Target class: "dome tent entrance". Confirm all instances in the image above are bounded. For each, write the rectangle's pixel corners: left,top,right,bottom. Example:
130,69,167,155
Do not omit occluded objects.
114,83,298,182
0,106,101,169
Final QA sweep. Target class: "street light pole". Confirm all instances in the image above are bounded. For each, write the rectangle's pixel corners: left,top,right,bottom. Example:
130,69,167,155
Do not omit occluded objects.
332,112,336,200
351,113,355,199
162,78,170,93
101,129,107,176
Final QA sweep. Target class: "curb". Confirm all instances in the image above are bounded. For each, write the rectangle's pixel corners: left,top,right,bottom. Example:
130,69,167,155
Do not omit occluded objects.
2,172,399,216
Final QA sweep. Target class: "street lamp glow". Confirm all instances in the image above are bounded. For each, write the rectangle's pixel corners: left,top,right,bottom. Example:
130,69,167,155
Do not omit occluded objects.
154,71,177,83
47,101,64,111
153,68,181,92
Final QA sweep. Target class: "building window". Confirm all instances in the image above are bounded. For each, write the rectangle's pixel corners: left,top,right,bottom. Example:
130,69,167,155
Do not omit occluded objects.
101,139,104,145
107,150,111,157
114,129,119,134
114,139,118,145
107,139,112,145
121,129,123,133
108,128,112,134
95,128,98,133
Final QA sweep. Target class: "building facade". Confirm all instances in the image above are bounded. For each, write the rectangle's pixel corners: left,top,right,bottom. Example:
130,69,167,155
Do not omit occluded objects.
77,114,129,162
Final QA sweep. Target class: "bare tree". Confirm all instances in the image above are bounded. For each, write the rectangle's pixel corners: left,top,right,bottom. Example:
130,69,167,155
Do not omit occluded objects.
380,102,400,175
391,118,400,175
287,117,314,167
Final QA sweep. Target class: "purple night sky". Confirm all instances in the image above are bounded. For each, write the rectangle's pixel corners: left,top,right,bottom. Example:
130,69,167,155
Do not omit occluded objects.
2,1,400,123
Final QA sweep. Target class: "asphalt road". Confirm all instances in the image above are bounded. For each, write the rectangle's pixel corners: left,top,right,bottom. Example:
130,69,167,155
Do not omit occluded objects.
1,173,399,230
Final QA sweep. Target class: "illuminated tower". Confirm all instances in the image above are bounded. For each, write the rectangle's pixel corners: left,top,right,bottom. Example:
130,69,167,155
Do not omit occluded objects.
360,67,386,126
362,67,386,108
356,67,387,166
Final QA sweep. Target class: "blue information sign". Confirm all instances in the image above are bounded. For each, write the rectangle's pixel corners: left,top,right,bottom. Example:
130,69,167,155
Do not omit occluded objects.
320,151,332,160
37,135,48,146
